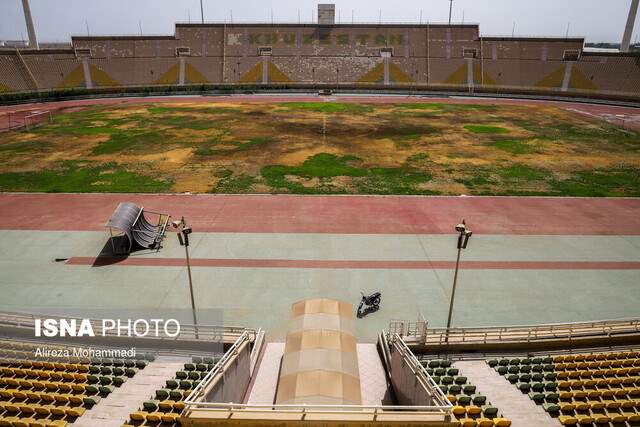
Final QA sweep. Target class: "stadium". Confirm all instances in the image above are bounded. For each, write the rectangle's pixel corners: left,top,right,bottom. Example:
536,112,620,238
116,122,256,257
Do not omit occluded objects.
0,1,639,426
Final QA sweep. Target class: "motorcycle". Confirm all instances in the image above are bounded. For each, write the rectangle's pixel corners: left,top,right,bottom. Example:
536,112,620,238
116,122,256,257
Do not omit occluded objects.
357,291,381,318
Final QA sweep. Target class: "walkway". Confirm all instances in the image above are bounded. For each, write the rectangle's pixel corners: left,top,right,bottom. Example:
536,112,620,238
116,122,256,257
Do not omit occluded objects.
455,360,559,427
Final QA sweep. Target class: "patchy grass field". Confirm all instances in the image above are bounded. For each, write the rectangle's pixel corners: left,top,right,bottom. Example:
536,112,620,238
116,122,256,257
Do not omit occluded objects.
0,101,639,196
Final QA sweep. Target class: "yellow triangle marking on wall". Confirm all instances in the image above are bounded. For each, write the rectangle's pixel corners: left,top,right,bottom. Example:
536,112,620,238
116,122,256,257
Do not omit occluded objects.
569,67,597,90
268,62,293,83
57,64,85,89
184,63,208,84
535,66,566,88
89,64,119,87
239,62,263,83
154,63,180,85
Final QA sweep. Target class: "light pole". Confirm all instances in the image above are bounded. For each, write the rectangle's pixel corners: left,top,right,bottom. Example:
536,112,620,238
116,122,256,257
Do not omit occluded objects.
444,219,472,343
172,217,199,339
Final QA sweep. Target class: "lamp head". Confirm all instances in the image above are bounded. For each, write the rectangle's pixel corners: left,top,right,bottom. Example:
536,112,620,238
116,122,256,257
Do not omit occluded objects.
455,219,466,233
171,220,182,229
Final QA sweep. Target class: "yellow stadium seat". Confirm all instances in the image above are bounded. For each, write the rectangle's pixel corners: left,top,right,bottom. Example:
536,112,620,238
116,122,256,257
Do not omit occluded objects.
4,403,20,413
558,415,578,425
610,414,628,423
466,406,482,416
13,419,35,427
452,405,466,416
158,399,175,411
65,407,86,417
0,417,19,427
146,412,163,423
50,406,66,416
35,404,53,415
575,415,593,425
29,420,48,427
560,403,575,411
173,401,186,411
593,415,611,424
476,419,493,427
19,403,36,414
129,412,146,422
54,394,70,404
459,419,477,427
68,395,84,404
45,421,67,427
39,393,55,403
161,413,180,423
574,402,590,411
493,418,511,427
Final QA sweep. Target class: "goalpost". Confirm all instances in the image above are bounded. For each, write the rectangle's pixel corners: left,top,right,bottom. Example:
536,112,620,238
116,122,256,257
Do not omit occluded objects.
23,110,53,130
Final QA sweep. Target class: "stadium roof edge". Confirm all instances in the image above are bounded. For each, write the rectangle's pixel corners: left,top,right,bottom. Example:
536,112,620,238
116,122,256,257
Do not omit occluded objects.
174,22,481,28
481,36,585,42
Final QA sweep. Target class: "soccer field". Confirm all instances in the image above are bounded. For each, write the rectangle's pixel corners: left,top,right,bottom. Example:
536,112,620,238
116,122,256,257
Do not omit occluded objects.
0,99,638,196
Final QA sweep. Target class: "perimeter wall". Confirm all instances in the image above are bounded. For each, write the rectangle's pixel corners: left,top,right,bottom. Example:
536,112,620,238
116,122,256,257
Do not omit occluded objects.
0,23,638,100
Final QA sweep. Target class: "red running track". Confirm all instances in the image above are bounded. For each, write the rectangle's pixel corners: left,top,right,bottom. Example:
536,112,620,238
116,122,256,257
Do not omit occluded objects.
0,193,638,235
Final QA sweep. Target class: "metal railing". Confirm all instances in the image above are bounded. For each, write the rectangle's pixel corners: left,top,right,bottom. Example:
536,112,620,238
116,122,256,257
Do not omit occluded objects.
390,317,640,347
182,332,453,421
0,310,254,343
390,333,452,408
184,329,253,404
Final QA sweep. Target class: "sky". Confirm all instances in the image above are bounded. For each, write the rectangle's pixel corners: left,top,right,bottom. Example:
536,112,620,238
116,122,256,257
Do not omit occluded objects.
1,0,638,44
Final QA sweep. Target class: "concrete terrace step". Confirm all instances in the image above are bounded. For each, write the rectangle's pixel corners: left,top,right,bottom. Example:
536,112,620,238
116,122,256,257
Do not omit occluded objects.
455,360,560,427
74,356,189,427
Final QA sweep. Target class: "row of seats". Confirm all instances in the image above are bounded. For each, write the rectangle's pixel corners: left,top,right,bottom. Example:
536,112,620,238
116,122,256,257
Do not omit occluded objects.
0,342,150,427
124,357,223,427
490,350,640,426
424,361,513,427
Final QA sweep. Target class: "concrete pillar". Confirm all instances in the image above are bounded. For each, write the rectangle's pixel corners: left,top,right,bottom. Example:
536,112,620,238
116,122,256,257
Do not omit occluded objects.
82,59,93,89
262,57,269,84
383,58,390,85
622,0,639,52
21,0,38,49
561,62,574,92
466,58,474,88
179,58,185,86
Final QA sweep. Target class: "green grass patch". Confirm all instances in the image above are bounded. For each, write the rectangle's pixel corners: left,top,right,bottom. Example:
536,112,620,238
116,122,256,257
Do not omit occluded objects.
551,166,640,197
498,164,548,181
407,152,430,161
91,131,165,155
394,103,497,112
0,139,51,153
464,125,509,134
279,102,374,114
261,152,434,195
490,139,535,154
0,161,170,193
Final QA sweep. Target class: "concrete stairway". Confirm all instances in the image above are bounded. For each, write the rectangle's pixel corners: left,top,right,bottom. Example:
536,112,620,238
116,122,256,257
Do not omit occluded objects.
75,356,189,427
455,360,560,427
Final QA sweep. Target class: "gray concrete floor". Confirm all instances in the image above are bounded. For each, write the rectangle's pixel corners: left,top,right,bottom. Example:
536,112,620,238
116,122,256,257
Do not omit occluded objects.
0,231,638,342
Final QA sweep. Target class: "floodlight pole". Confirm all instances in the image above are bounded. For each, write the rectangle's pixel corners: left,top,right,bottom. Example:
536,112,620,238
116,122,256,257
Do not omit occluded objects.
444,220,472,344
448,0,453,25
200,0,204,24
176,217,199,339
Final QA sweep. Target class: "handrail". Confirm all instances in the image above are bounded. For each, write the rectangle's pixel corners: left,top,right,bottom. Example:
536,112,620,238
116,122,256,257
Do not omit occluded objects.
390,333,452,408
183,332,452,418
185,330,253,404
390,317,640,347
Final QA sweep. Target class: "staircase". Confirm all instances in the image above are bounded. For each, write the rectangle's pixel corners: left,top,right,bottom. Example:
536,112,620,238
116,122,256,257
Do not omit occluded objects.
455,360,560,427
74,356,188,427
